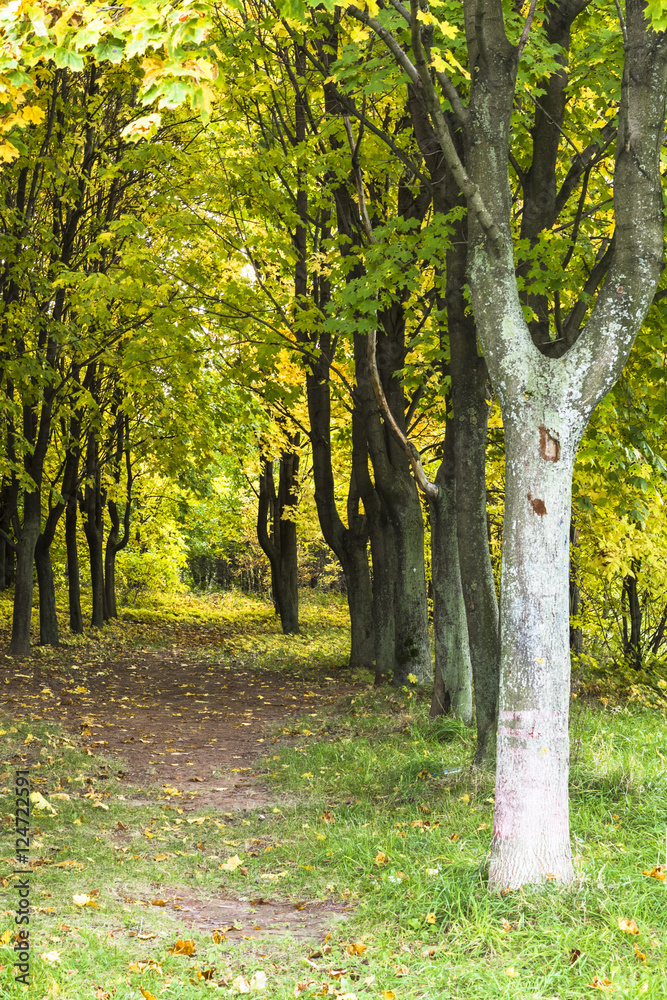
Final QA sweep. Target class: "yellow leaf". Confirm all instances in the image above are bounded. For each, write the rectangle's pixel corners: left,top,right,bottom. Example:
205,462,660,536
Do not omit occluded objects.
501,918,512,932
301,772,313,778
426,913,436,924
643,866,666,880
459,794,470,804
381,992,395,999
250,971,267,989
634,943,647,963
140,991,157,1000
588,975,614,991
374,851,389,865
220,854,243,871
345,942,367,955
618,917,639,934
505,967,519,978
0,929,11,944
41,949,61,964
169,939,196,956
233,975,251,993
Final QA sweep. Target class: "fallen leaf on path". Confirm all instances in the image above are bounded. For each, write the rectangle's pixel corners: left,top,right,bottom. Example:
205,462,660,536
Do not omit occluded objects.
151,899,166,906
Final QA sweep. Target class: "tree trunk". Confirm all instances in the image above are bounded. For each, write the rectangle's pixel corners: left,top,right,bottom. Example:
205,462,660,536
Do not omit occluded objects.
429,421,473,723
257,451,300,635
81,436,107,629
105,512,119,620
35,534,59,646
448,269,500,764
8,492,40,656
569,519,583,656
489,414,577,889
307,364,374,669
623,560,642,670
66,495,83,634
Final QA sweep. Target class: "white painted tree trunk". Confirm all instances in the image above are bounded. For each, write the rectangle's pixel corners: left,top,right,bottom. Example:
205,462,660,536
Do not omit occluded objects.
489,404,584,888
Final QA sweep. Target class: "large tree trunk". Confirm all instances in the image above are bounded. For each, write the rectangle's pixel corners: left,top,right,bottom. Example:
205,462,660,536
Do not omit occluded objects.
489,414,578,887
429,421,473,723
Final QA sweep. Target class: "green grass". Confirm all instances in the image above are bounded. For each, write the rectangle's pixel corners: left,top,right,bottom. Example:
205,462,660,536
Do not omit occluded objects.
0,592,666,998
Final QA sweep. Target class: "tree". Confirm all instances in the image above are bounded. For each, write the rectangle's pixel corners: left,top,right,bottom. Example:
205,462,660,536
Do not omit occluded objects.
338,0,667,888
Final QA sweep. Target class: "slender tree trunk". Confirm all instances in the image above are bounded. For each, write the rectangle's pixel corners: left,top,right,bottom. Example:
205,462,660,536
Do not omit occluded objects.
569,519,583,656
66,495,83,634
35,534,58,645
257,453,300,635
429,421,473,723
623,560,642,670
9,492,40,656
105,511,119,620
446,232,500,763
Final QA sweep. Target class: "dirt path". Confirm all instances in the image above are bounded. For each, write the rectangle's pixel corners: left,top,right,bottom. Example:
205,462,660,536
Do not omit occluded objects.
1,646,347,812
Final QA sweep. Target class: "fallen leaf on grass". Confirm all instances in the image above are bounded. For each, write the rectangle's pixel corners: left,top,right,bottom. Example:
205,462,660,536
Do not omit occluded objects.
634,944,647,963
128,960,162,973
588,975,614,991
259,871,287,880
40,949,61,964
374,852,389,866
139,990,157,1000
233,975,251,993
93,988,111,1000
30,791,57,815
345,942,367,956
643,866,666,881
618,917,639,934
381,992,396,1000
117,821,128,830
136,932,157,940
151,899,166,906
504,968,519,978
168,939,196,956
212,930,226,943
421,946,437,958
501,918,512,932
294,981,317,996
220,854,244,871
72,894,97,908
250,971,267,989
570,948,582,964
425,913,436,924
320,811,335,825
393,964,409,976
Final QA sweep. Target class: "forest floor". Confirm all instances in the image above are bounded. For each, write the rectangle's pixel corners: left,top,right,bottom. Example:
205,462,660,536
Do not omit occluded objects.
0,590,666,1000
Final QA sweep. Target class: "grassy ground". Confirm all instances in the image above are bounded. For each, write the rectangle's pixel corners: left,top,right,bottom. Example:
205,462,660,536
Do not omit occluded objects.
0,590,666,999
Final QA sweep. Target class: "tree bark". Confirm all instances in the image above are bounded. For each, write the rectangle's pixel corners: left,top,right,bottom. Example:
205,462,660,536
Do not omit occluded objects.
81,432,107,629
35,534,59,646
66,494,83,634
623,560,642,670
429,419,473,723
8,491,40,656
257,450,300,635
569,519,583,655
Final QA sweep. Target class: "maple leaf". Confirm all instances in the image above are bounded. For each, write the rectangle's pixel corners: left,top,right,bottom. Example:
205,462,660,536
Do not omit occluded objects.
618,917,639,934
643,866,666,881
345,942,367,955
374,851,389,865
